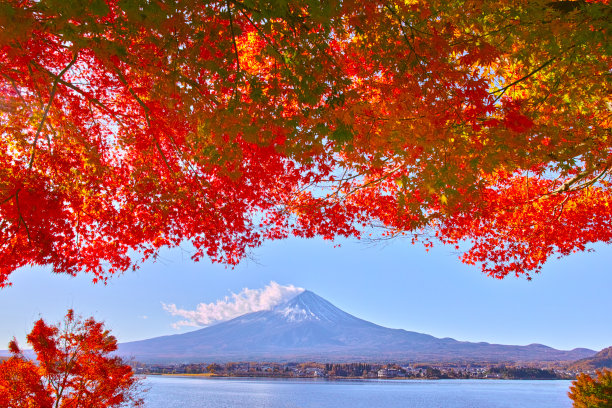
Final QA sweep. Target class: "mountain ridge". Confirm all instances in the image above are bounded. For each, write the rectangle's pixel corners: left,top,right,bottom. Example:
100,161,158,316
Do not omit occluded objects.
569,346,612,370
117,290,596,363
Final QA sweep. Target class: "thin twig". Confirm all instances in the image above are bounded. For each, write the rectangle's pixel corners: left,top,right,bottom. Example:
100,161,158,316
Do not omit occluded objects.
113,68,174,174
32,63,127,127
227,0,242,101
490,58,556,103
14,190,31,243
553,195,570,220
29,52,79,169
384,3,426,67
238,9,290,70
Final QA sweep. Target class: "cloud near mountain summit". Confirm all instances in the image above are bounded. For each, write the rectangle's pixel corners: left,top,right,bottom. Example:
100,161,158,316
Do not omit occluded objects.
163,282,304,329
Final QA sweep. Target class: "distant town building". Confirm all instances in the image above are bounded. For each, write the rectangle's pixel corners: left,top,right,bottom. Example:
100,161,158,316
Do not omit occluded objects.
378,369,399,378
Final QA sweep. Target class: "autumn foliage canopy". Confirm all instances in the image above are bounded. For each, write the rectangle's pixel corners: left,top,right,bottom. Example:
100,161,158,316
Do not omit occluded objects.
0,0,610,285
0,309,142,407
568,369,612,408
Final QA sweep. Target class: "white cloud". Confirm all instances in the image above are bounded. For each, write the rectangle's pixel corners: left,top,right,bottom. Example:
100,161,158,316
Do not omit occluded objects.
162,282,304,329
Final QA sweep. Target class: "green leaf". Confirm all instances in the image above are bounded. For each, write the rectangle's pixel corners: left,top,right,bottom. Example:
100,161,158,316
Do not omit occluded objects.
331,123,353,145
90,0,110,16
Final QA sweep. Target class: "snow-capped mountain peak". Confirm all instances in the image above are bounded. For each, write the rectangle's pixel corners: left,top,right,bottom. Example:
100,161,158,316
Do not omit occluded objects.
117,290,597,363
275,304,320,322
271,290,361,324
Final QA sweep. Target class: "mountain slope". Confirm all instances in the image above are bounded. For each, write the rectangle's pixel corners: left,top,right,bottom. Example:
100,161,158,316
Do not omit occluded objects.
118,291,595,363
569,346,612,370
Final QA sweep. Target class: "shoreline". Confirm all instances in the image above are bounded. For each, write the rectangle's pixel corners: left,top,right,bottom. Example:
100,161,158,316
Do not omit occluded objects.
143,373,572,381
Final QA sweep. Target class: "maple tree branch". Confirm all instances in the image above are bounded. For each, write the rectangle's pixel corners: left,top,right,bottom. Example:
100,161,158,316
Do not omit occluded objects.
238,9,290,71
450,22,517,47
273,6,344,75
529,164,611,203
14,190,31,243
490,58,556,102
552,169,590,194
163,127,211,191
54,331,82,408
2,75,30,113
318,164,404,206
225,0,241,101
533,53,576,109
384,4,426,66
228,0,261,14
26,64,47,109
32,63,127,127
227,0,242,93
552,194,571,220
326,169,351,201
176,73,220,106
28,52,79,170
113,68,174,174
1,194,15,205
547,1,586,13
349,164,404,193
563,166,610,192
383,2,431,37
360,115,424,122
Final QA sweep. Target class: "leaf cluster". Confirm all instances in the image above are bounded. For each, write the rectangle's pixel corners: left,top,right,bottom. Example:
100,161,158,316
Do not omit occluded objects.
0,0,610,284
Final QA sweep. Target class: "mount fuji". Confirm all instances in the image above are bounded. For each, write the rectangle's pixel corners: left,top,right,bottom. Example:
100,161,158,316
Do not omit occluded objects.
117,290,595,363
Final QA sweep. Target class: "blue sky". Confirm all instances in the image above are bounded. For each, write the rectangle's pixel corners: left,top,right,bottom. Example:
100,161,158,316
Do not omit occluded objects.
1,236,611,353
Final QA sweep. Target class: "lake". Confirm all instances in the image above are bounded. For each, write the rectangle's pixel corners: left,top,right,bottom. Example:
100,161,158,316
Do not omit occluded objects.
142,376,573,407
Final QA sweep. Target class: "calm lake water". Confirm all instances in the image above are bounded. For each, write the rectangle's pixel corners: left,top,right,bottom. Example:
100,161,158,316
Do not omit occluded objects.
142,376,573,408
